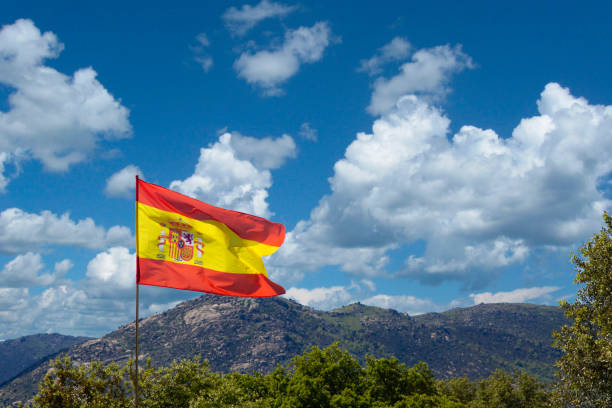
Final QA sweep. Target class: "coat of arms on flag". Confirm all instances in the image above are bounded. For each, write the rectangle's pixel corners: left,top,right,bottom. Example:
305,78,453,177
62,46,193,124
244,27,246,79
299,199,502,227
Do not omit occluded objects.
157,219,205,263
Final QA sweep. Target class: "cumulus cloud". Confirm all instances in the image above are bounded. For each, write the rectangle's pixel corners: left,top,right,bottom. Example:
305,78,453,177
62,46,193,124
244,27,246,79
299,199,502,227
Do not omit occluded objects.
0,247,198,338
285,286,357,310
104,165,144,198
86,246,135,291
368,44,473,115
229,132,296,169
271,81,612,288
358,37,411,76
223,0,298,36
404,237,529,279
269,227,392,286
0,208,133,253
0,19,131,187
0,283,194,339
18,284,135,337
0,252,57,287
470,286,561,304
234,22,332,95
53,259,74,275
0,288,29,314
170,131,296,217
0,252,128,337
284,279,375,310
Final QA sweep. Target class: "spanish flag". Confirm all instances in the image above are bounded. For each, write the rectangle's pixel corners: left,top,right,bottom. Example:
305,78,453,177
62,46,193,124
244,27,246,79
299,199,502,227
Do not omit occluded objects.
136,178,285,297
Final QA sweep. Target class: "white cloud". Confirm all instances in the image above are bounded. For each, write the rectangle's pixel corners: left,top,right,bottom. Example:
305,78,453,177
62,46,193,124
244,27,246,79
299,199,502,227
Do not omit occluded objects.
104,165,144,198
170,131,296,217
404,237,529,279
269,226,393,285
193,33,213,72
0,278,183,338
360,279,376,292
298,122,318,141
86,246,135,291
0,287,29,307
0,207,133,253
0,252,55,287
29,284,132,337
234,22,332,95
285,286,357,310
0,19,131,187
358,37,411,76
470,286,561,304
368,44,473,115
195,33,210,47
0,247,199,338
53,259,74,275
284,279,375,310
271,81,612,287
196,56,214,72
229,132,296,169
223,0,298,36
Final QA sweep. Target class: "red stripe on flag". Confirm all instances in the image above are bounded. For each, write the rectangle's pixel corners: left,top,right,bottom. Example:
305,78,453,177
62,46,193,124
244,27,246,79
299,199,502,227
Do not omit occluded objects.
137,258,286,297
137,179,285,247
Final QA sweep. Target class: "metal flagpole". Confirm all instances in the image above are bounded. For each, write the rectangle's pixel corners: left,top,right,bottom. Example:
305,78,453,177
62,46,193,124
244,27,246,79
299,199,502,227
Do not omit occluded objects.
135,175,140,408
135,283,139,407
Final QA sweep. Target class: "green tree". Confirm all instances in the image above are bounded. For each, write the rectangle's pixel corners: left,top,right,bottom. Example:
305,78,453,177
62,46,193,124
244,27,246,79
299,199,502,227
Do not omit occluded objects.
436,377,476,405
188,372,269,408
437,370,549,408
31,356,218,408
469,370,549,408
33,357,131,408
139,356,219,408
280,343,368,408
552,212,612,407
392,393,465,408
365,357,437,405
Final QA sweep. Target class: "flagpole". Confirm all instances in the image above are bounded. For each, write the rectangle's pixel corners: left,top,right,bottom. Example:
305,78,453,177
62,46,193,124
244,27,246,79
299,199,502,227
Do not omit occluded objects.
135,282,139,407
134,175,140,408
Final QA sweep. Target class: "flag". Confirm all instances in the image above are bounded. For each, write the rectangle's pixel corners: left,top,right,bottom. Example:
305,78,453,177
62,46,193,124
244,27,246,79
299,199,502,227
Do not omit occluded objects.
136,178,285,297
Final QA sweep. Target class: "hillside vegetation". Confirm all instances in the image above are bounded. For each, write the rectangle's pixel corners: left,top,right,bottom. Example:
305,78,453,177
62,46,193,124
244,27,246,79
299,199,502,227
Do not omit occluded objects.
23,344,552,408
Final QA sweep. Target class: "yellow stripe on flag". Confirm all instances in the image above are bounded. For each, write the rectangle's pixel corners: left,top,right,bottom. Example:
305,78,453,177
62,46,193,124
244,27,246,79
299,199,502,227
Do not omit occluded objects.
137,202,278,276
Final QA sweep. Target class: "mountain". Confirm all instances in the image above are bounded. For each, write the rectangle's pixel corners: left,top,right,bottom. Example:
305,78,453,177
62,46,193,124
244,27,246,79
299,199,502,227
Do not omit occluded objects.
0,333,91,385
0,296,567,406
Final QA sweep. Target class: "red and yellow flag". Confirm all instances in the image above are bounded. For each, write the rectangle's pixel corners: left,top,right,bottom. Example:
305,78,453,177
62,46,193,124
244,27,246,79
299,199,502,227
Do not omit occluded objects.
136,178,285,297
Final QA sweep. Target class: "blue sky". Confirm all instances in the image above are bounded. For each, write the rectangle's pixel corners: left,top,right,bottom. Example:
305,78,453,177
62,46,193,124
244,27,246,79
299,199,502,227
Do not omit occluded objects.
1,0,612,338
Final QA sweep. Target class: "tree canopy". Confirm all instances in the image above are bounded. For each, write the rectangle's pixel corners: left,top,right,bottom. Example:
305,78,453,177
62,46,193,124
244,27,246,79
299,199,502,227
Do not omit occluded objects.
20,343,551,408
553,211,612,407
